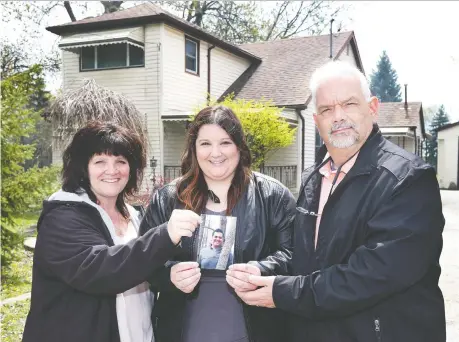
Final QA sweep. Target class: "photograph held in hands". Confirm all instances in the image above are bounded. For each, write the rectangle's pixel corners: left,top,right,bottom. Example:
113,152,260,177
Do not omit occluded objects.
196,214,236,270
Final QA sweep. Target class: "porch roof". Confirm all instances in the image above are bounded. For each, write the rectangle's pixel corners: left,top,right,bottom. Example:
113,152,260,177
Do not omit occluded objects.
58,27,144,51
380,126,415,137
161,115,190,122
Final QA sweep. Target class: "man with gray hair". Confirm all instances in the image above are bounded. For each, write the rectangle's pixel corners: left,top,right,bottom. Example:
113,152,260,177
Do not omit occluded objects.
227,61,446,341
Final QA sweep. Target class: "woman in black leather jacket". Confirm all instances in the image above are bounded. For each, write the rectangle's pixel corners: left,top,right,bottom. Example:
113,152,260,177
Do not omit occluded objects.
139,105,296,342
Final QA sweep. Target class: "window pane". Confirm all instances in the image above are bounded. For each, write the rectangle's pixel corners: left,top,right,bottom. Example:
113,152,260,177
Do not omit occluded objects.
97,44,127,69
129,45,144,66
185,39,197,58
186,56,196,73
81,47,95,70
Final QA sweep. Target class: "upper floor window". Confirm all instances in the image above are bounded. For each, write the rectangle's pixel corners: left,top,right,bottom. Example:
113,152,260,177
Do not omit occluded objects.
185,36,199,75
81,43,144,71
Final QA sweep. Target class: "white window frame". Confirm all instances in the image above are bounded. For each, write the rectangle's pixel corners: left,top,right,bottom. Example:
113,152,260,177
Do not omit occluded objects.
80,43,144,71
185,36,199,75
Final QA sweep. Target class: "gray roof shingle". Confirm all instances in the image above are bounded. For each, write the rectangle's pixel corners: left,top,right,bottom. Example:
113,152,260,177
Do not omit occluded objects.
232,31,359,107
46,3,260,62
49,3,182,29
378,102,425,137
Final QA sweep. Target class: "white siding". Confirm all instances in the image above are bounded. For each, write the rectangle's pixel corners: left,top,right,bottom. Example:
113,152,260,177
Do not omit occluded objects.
264,109,299,163
384,136,416,155
438,138,446,186
55,24,162,190
281,108,298,121
438,126,459,188
265,132,298,166
163,121,187,166
162,25,208,117
301,106,317,169
264,128,301,194
404,137,415,154
210,47,251,99
264,108,300,191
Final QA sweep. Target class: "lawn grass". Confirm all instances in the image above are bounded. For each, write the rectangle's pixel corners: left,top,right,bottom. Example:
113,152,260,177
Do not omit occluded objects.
1,249,34,300
1,211,38,301
0,299,30,342
0,213,37,341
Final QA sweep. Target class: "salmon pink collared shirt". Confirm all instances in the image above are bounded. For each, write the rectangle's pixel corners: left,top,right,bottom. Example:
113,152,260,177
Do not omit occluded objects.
315,152,359,249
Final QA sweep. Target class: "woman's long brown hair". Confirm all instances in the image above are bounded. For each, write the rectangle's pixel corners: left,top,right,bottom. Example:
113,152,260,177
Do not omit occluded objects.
177,105,252,214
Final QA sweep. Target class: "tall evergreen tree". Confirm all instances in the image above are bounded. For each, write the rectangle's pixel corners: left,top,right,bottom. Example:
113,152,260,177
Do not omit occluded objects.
1,65,60,267
369,51,402,102
425,105,450,168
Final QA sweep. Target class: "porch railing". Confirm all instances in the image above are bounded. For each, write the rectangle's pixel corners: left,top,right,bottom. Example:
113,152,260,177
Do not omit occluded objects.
164,166,181,183
260,165,297,189
164,165,297,189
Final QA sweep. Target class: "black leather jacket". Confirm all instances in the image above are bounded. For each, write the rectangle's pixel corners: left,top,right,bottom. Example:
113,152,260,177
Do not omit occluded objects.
139,171,296,342
273,126,446,342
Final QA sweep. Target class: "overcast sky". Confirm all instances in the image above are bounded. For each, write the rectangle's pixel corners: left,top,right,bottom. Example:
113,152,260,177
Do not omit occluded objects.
349,1,459,121
4,1,458,121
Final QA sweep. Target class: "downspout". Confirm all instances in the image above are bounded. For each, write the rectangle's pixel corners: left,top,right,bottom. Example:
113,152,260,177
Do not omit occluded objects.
296,108,306,171
207,44,216,105
413,127,417,155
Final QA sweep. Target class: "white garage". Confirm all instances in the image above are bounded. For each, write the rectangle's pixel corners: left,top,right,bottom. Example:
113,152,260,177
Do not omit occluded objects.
437,121,459,189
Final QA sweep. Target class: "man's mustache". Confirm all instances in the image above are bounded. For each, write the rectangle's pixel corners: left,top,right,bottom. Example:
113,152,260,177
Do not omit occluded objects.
329,122,356,134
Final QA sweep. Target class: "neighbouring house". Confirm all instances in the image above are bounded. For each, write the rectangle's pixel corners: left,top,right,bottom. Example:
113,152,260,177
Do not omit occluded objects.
220,31,364,193
437,121,459,189
377,97,428,158
46,3,426,194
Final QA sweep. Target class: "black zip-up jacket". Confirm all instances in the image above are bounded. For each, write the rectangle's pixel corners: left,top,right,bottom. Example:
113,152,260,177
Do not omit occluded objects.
23,194,179,342
139,172,296,342
273,126,446,342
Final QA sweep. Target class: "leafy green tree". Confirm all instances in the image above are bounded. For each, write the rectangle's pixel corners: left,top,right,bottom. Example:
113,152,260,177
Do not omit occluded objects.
193,95,297,169
1,65,60,267
425,104,450,168
369,50,402,102
2,42,55,169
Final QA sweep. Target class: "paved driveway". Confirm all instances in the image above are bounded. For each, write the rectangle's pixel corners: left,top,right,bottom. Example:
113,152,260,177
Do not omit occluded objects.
439,190,459,341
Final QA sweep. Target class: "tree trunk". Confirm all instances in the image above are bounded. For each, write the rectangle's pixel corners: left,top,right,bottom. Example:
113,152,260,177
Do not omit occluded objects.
63,1,76,22
216,216,236,270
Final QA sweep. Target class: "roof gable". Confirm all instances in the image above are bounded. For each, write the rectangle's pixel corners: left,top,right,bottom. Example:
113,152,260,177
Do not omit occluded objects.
377,102,425,138
227,31,362,107
46,3,260,62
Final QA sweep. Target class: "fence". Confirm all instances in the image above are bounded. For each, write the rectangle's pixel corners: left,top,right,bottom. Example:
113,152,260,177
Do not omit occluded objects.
164,165,182,183
259,165,297,189
164,165,297,189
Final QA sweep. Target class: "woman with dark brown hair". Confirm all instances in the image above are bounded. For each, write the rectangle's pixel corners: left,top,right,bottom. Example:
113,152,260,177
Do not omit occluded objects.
23,121,200,342
139,105,296,342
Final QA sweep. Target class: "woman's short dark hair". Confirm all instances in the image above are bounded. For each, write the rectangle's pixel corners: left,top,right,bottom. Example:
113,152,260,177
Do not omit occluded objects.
62,121,146,218
177,105,252,214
